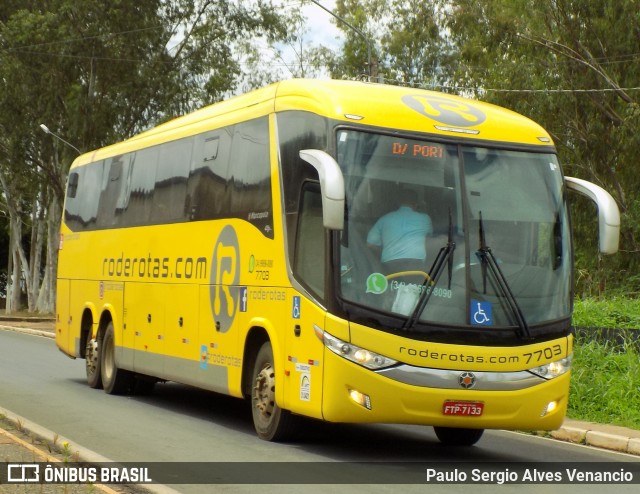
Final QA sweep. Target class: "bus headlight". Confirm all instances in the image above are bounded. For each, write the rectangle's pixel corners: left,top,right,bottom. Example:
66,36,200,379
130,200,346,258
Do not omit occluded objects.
529,355,572,379
314,326,398,370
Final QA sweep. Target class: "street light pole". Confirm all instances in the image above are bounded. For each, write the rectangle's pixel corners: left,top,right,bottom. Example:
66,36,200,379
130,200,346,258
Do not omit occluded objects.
308,0,374,80
39,124,81,155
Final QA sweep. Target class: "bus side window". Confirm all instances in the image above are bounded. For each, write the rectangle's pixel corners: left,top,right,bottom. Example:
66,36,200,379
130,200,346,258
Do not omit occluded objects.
229,118,273,237
67,172,79,198
294,182,325,299
187,128,233,221
277,111,329,262
125,147,158,226
96,156,123,227
151,138,193,223
78,161,104,228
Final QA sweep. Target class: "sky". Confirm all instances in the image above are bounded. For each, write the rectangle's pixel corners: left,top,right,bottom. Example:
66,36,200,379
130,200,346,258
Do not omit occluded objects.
272,0,343,77
299,0,341,49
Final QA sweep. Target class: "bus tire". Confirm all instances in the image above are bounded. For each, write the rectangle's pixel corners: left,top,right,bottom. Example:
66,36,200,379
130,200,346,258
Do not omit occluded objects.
433,426,484,446
85,333,102,389
251,341,297,441
100,322,133,395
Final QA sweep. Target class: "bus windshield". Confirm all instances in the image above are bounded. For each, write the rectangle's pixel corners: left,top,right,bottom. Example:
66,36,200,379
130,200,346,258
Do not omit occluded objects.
337,129,571,333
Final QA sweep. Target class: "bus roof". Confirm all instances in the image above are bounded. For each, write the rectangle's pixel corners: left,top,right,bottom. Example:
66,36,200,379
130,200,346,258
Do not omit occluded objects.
74,79,553,167
274,79,553,147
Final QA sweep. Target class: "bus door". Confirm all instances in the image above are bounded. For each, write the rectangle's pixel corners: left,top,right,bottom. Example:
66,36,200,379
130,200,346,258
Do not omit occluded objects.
283,294,326,420
283,180,328,419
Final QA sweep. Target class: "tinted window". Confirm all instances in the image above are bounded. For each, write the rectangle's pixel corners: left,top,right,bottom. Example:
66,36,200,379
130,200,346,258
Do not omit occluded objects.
152,138,193,223
125,147,158,226
277,111,329,258
64,117,273,238
187,127,233,221
294,183,325,299
230,118,272,235
64,160,104,229
96,156,125,228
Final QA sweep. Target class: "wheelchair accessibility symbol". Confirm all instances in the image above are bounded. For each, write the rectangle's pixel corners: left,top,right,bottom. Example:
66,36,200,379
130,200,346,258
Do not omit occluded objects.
471,300,492,326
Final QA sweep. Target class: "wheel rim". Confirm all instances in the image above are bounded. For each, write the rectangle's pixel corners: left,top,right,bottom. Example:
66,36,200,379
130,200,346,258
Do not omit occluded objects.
86,339,99,377
253,363,276,422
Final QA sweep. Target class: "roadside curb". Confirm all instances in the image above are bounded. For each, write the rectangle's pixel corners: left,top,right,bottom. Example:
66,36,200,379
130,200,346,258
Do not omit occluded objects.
0,426,122,494
0,408,182,494
546,420,640,456
0,325,54,339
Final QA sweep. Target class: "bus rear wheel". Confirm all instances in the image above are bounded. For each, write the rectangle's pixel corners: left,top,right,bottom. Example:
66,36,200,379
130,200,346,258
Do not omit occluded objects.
251,341,296,441
100,322,134,395
85,334,102,389
433,426,484,446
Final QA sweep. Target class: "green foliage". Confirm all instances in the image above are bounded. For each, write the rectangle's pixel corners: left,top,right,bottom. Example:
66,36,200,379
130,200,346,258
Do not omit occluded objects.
330,0,382,79
0,1,291,311
569,340,640,429
1,1,291,155
328,0,450,84
441,0,640,295
571,297,640,428
573,297,640,328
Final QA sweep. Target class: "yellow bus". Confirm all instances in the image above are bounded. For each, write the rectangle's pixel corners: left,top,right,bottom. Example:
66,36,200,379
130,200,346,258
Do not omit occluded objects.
56,79,619,446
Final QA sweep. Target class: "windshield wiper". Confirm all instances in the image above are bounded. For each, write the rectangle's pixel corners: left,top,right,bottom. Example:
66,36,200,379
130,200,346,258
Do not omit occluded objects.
476,212,531,339
403,209,456,331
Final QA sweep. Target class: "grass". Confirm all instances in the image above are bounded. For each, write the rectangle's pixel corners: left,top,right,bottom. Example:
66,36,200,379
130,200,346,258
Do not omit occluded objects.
569,340,640,429
569,296,640,429
573,296,640,328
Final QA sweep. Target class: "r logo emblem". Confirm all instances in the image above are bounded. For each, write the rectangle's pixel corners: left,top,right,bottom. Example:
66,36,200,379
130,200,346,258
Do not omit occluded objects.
210,225,240,333
402,94,486,127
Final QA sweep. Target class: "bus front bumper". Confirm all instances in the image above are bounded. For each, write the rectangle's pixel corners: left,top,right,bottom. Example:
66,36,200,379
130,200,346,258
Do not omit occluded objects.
320,349,569,431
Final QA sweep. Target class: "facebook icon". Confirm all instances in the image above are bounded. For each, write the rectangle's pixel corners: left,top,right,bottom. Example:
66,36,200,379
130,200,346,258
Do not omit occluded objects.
292,296,301,319
239,287,248,312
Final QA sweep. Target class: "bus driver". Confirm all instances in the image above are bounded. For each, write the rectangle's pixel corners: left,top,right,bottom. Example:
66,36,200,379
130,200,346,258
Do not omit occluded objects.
366,190,433,274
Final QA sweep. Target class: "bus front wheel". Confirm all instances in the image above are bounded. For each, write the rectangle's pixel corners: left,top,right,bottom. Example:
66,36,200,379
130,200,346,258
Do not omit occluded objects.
100,322,134,395
251,341,296,441
433,426,484,446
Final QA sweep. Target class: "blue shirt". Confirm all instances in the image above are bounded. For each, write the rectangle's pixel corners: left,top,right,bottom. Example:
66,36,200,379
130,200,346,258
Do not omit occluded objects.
367,206,433,262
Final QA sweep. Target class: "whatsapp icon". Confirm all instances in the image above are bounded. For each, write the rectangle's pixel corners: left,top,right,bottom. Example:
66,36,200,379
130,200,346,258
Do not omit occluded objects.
366,273,388,294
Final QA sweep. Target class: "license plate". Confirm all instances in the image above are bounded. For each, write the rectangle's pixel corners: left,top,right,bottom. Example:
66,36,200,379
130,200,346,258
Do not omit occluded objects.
443,400,484,416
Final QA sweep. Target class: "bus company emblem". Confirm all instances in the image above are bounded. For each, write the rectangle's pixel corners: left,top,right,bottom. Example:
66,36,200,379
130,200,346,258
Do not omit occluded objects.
458,372,476,389
402,94,486,128
210,225,240,333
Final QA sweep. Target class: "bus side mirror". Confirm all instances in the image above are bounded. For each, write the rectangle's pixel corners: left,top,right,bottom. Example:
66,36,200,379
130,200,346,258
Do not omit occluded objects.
565,176,620,255
299,149,345,230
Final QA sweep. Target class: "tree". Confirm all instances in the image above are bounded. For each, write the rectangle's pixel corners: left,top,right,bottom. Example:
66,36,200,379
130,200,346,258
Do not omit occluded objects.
380,0,449,87
261,5,333,81
0,0,290,312
325,0,449,85
318,0,638,294
441,0,640,295
329,0,384,79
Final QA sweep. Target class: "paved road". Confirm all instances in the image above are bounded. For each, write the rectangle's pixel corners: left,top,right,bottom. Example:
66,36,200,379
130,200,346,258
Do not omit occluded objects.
1,329,639,494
